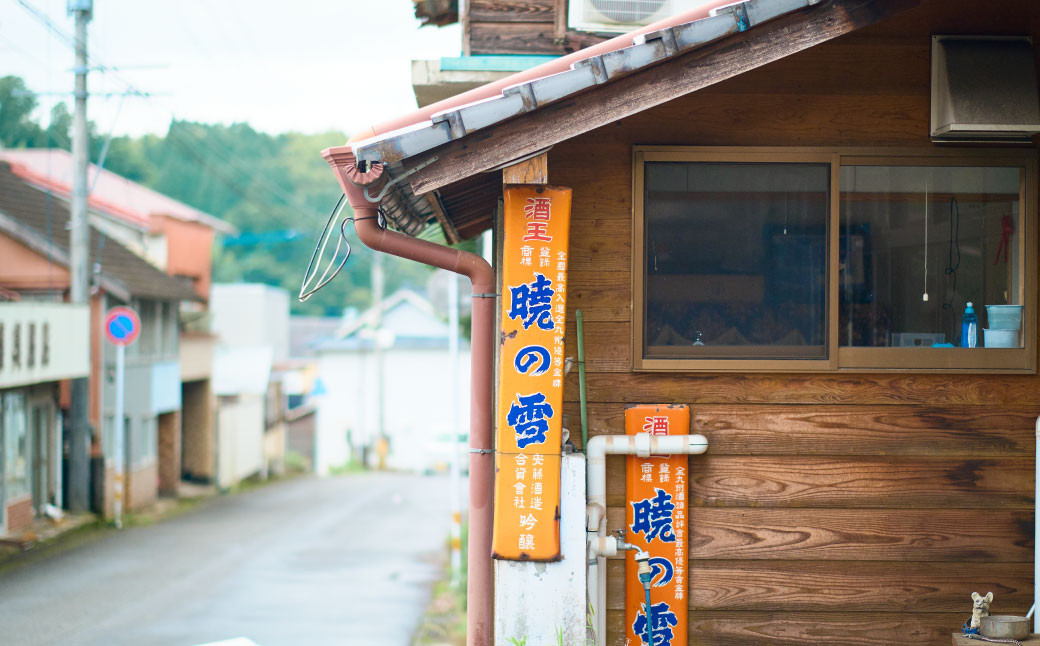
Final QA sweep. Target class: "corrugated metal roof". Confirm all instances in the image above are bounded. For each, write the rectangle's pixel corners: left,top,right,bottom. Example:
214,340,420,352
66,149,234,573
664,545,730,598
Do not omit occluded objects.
341,0,823,238
1,149,235,234
352,0,820,167
0,162,200,302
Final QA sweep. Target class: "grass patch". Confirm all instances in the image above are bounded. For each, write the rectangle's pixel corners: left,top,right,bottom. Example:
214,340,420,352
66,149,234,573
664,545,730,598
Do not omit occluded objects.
0,519,108,576
411,577,467,645
327,458,368,476
412,523,468,646
119,494,209,528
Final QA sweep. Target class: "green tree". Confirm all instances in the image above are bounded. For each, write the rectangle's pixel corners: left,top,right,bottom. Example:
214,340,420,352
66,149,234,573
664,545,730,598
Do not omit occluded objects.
0,76,44,147
45,102,72,148
1,76,439,316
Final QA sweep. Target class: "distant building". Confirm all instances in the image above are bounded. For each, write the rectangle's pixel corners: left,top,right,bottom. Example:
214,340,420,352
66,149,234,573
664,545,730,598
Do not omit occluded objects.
0,149,233,299
279,315,342,471
0,149,234,495
210,284,290,485
0,161,196,522
0,301,89,536
312,289,469,475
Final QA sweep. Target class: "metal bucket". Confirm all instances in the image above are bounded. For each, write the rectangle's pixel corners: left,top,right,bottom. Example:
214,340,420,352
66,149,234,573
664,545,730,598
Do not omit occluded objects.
980,614,1030,639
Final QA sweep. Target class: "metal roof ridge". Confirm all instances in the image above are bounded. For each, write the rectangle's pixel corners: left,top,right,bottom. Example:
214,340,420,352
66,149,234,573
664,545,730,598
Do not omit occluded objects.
352,0,823,167
0,149,234,234
4,160,151,229
0,166,200,302
0,206,132,302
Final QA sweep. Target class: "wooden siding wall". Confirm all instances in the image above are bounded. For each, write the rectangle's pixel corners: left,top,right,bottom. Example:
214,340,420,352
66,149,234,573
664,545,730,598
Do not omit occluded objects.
549,3,1040,644
467,0,607,55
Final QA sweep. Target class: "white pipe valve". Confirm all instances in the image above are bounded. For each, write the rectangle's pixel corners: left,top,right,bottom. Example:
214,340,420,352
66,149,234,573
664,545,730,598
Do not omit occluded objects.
585,431,709,646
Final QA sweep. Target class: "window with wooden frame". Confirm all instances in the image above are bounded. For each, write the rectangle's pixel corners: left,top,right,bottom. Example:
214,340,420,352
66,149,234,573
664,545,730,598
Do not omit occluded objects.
633,147,1037,372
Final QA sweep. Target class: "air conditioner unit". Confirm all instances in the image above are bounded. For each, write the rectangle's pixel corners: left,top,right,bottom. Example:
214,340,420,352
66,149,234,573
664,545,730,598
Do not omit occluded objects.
568,0,709,34
930,36,1040,142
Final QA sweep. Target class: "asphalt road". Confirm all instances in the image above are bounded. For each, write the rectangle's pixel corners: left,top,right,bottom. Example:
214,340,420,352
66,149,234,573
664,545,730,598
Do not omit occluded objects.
0,473,452,646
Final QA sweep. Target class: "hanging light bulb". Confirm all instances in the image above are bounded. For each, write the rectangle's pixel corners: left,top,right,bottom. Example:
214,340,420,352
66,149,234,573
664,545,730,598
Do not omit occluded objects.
783,193,788,235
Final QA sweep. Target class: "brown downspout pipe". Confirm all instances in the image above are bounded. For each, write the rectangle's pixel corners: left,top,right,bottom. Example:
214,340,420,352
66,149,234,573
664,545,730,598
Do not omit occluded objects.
322,146,495,646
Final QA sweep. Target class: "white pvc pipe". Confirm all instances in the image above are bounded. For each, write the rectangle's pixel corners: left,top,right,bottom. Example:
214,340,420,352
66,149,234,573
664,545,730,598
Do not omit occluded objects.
1027,416,1035,632
585,432,708,646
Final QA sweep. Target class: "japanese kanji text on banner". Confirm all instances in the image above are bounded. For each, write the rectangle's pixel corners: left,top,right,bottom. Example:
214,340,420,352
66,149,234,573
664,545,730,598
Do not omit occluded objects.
625,405,690,646
492,185,572,561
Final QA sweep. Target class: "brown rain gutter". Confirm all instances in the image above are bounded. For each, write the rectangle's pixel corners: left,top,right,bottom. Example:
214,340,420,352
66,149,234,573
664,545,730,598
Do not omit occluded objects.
322,146,495,646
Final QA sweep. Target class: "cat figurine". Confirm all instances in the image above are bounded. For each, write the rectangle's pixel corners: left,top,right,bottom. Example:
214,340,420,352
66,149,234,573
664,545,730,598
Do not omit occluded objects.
962,591,993,634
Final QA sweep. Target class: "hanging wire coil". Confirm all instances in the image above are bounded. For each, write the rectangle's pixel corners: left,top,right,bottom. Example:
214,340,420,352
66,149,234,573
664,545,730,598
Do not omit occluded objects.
298,159,446,302
298,194,383,302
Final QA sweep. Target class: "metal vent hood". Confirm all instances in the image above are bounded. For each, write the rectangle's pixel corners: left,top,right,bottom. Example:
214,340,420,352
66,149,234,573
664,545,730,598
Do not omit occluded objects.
931,36,1040,142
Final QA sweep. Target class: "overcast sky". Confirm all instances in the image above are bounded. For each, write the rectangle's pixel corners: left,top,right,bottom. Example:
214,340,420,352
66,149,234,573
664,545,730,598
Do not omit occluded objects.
0,0,461,137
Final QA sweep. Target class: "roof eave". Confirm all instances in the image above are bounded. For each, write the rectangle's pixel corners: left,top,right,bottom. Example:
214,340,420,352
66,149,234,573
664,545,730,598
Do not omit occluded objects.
0,209,132,302
340,0,921,242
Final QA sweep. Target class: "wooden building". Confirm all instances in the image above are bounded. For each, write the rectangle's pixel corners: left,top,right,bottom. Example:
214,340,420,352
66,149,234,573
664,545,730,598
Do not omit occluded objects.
340,0,1040,643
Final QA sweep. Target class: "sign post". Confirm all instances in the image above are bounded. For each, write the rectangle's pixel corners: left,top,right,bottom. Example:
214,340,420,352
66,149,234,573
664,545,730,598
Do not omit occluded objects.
491,185,572,561
625,405,690,646
104,306,140,528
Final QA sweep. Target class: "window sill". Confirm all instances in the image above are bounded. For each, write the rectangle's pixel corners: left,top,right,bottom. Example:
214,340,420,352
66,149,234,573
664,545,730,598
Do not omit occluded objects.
634,347,1035,373
835,347,1035,372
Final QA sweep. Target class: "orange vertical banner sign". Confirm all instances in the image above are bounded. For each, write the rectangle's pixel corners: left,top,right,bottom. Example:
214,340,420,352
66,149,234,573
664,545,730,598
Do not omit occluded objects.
491,185,572,561
625,405,689,646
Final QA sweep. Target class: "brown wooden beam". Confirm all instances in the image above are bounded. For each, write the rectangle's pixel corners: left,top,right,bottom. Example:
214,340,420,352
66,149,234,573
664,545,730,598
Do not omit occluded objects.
425,192,461,244
470,21,606,55
408,0,922,195
553,0,567,41
501,152,548,184
469,0,554,23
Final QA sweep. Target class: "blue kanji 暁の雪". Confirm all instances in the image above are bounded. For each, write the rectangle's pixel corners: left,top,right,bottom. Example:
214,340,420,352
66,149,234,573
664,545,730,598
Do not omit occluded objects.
513,344,551,376
507,391,554,449
632,601,679,646
508,273,555,331
631,488,676,543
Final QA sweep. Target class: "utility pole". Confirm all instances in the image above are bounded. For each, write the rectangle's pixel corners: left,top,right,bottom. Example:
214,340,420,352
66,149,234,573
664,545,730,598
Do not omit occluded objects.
67,0,93,512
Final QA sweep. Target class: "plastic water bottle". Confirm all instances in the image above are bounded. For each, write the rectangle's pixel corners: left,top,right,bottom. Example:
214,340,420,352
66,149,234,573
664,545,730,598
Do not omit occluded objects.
961,301,978,348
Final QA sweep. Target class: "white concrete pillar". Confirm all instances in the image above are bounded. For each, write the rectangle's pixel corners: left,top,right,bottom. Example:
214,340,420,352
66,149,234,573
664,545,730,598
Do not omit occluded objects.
495,453,586,645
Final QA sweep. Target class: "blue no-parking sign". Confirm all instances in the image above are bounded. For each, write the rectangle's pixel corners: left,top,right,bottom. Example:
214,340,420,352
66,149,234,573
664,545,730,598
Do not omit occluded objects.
104,306,141,346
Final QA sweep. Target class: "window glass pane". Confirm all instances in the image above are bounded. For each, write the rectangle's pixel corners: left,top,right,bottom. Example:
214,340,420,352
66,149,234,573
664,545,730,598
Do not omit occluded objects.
139,300,157,356
3,392,29,499
644,162,830,359
840,166,1021,347
131,416,156,466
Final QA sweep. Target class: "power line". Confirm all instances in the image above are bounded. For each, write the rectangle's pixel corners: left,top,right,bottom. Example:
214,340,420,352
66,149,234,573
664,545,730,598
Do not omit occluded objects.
163,129,326,231
163,119,318,213
14,0,77,50
14,0,335,242
15,0,152,98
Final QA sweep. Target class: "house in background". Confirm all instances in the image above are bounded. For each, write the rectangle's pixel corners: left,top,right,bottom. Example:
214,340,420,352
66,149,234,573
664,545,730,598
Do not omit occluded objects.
0,300,88,537
0,162,197,518
210,283,290,486
0,149,234,497
211,345,272,489
312,289,468,475
0,149,233,299
409,0,612,111
279,315,341,471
